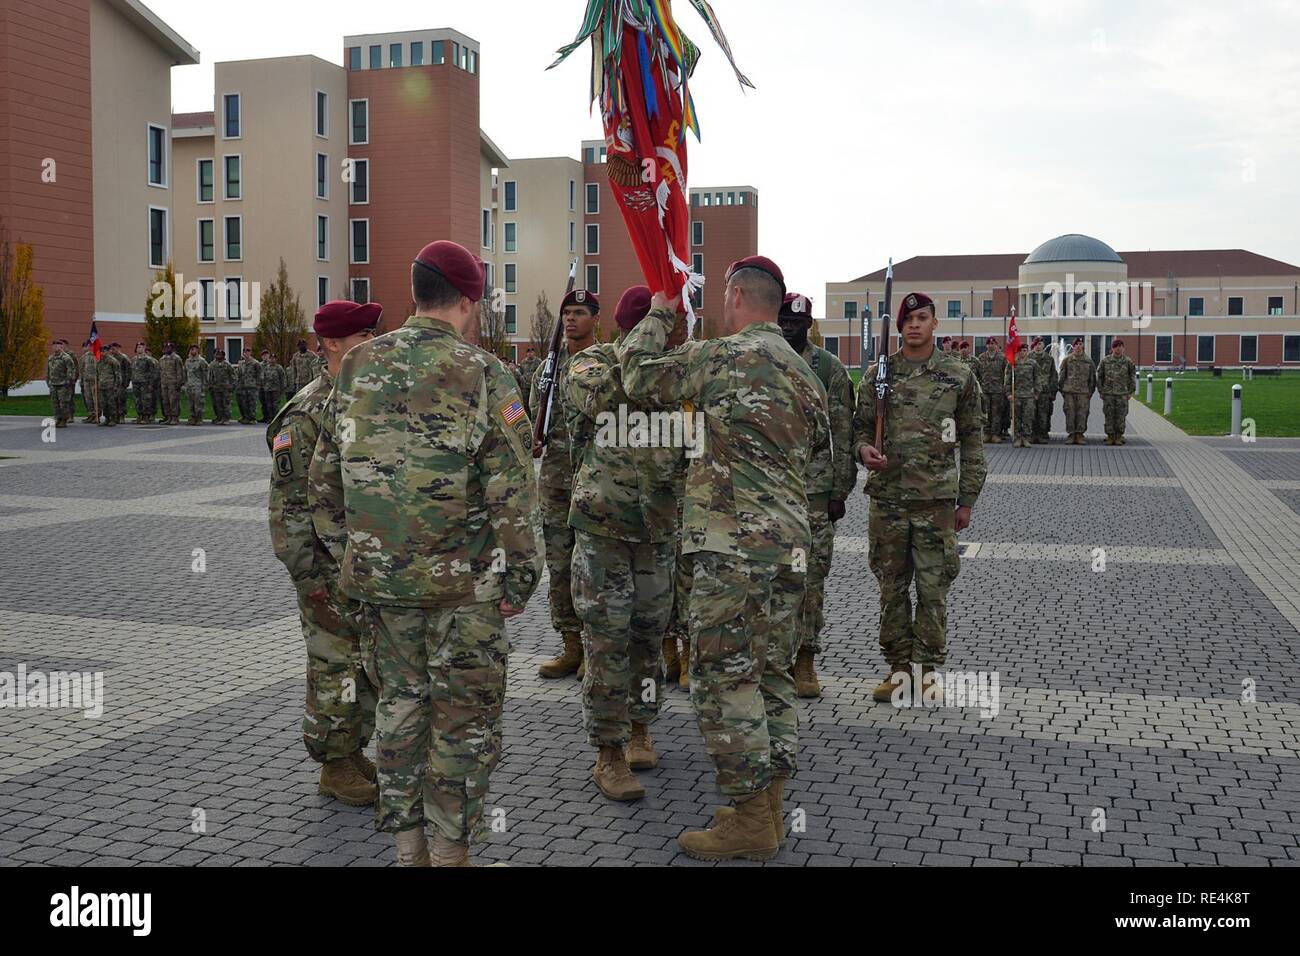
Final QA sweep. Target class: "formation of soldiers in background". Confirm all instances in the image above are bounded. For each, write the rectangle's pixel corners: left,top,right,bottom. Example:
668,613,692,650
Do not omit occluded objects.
45,338,328,428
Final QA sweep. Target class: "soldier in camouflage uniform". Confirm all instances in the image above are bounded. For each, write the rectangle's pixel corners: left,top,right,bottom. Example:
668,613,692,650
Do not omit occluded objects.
518,348,541,415
777,293,856,699
620,255,828,862
268,301,382,808
1032,337,1058,443
80,341,99,422
566,286,687,802
208,351,235,424
131,343,160,423
313,346,327,377
1005,341,1039,447
309,240,542,868
1097,337,1137,445
96,347,122,426
258,349,286,423
853,291,987,705
158,342,184,425
531,289,598,680
183,345,208,425
976,337,1009,442
958,340,977,371
1059,337,1097,444
235,350,262,424
289,340,317,395
45,341,77,427
111,344,132,422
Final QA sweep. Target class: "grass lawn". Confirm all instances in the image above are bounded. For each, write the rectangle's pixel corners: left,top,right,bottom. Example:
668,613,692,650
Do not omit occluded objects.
1,393,229,421
1136,370,1300,437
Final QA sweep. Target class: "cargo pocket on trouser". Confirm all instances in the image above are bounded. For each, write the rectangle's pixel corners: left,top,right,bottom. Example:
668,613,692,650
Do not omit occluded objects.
911,506,957,667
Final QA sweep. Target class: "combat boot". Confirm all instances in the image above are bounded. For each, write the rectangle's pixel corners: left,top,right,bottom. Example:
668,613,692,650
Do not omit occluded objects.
538,631,582,679
987,435,1002,444
627,721,658,770
430,832,470,867
593,745,645,801
319,755,378,806
793,646,821,698
1104,435,1115,445
662,637,681,682
393,828,430,867
349,750,377,783
769,776,787,844
678,638,691,689
872,666,908,703
1117,435,1127,445
677,787,778,861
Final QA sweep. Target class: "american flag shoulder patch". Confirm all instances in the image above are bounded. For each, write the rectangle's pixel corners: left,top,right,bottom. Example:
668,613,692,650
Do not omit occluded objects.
272,430,293,452
500,399,526,427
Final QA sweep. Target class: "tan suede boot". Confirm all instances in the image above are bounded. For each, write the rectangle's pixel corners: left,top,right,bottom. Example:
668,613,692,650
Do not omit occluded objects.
349,750,377,783
677,788,778,861
430,831,470,867
678,638,691,689
538,631,582,679
593,745,645,801
769,776,787,844
793,646,821,699
626,721,658,770
662,638,681,682
871,666,908,703
319,756,378,806
394,828,430,867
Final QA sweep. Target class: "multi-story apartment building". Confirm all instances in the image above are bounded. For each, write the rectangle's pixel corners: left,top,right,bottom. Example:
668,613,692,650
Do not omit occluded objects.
825,234,1300,369
0,0,198,363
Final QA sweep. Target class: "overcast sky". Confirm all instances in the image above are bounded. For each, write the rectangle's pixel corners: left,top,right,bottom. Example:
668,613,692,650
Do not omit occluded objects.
156,0,1300,317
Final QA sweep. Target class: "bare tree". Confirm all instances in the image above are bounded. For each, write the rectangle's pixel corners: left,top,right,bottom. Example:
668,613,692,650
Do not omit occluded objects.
529,291,555,356
477,295,511,360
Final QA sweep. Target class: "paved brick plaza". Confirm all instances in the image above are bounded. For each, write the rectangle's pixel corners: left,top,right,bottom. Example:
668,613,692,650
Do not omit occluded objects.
1,397,1298,867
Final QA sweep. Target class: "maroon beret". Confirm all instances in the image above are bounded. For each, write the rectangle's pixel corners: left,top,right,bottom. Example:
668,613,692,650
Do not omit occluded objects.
897,292,935,331
1073,337,1084,346
727,255,786,298
959,341,971,348
1111,337,1124,347
779,292,813,319
414,240,485,302
987,337,999,345
562,289,599,313
314,300,382,338
614,286,652,332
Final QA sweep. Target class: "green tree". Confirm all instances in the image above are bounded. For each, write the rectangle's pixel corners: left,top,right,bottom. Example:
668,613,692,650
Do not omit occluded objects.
0,223,49,397
144,260,200,358
253,258,308,367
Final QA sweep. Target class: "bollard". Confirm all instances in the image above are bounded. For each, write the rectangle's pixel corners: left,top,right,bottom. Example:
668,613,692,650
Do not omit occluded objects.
1164,378,1173,416
1146,373,1153,403
1231,384,1242,436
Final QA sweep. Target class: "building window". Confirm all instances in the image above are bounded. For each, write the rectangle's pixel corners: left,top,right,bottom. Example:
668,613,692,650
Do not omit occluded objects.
569,180,576,211
484,262,493,290
225,278,243,321
568,221,575,254
147,124,167,186
1284,335,1300,362
585,223,599,255
452,42,460,68
504,263,517,294
586,182,599,214
505,304,517,335
1269,296,1284,316
226,336,242,363
316,215,328,261
691,193,700,207
482,209,492,249
411,41,424,66
701,193,711,206
351,278,370,303
349,99,368,145
948,300,961,318
691,254,704,308
1189,297,1205,317
503,181,517,212
1156,335,1172,363
389,43,402,68
504,222,517,253
224,216,242,261
468,50,478,73
740,191,752,205
982,299,993,318
199,279,215,320
583,146,596,164
197,158,214,203
586,264,599,293
1031,292,1041,317
843,301,857,320
347,47,361,70
317,276,329,308
350,219,369,264
432,39,445,64
692,221,703,246
148,207,167,268
1240,334,1258,363
1228,296,1244,317
350,158,368,203
369,45,381,69
824,337,839,359
316,153,328,199
198,219,214,263
224,155,241,200
1197,335,1215,363
315,91,328,137
223,93,241,138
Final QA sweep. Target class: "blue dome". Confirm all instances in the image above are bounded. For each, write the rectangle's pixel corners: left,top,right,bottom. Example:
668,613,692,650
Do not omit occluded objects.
1025,234,1122,264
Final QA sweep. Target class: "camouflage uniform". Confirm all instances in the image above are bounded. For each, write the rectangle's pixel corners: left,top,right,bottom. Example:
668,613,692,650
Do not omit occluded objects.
80,350,98,421
518,355,541,414
267,370,377,763
798,341,856,656
975,348,1009,439
308,315,543,845
565,342,682,747
620,308,828,797
852,348,987,669
96,353,122,426
289,348,317,393
113,351,132,420
530,354,583,642
235,355,262,424
158,352,184,423
1097,352,1137,441
260,359,286,422
1033,347,1058,441
45,351,76,425
208,356,235,423
1058,352,1097,437
1004,354,1039,444
131,352,160,421
183,355,208,424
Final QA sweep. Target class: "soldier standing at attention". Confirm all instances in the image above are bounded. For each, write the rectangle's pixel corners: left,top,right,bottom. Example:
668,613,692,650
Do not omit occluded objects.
532,289,598,680
1031,337,1058,444
268,301,382,808
958,340,977,371
1006,341,1038,448
777,292,855,699
208,351,235,424
620,256,829,861
111,344,132,422
289,339,316,395
1059,338,1097,444
1097,338,1137,445
566,286,687,802
853,292,987,704
183,345,208,425
258,349,285,423
313,345,327,377
158,342,184,425
976,337,1009,443
96,346,122,427
45,341,76,428
518,347,541,415
235,350,262,425
80,340,99,423
309,240,542,868
131,342,159,423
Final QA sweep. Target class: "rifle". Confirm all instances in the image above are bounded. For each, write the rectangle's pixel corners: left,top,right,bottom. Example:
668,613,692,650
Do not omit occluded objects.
873,259,894,453
532,259,578,457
